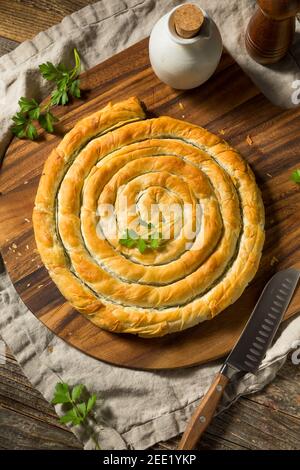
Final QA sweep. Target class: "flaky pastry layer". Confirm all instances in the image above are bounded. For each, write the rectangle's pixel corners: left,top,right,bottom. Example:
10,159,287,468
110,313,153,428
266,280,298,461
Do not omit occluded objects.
33,97,265,337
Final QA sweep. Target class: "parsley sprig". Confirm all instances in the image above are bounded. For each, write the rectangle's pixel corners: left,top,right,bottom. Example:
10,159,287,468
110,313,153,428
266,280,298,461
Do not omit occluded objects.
11,48,81,140
39,48,81,105
52,382,100,449
12,97,58,139
291,169,300,184
52,382,97,425
119,226,163,254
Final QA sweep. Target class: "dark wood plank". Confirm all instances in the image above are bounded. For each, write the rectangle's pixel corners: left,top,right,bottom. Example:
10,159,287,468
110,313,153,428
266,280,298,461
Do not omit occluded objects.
0,36,18,55
197,396,300,450
0,1,97,42
0,406,79,450
0,39,299,370
0,408,81,450
0,344,82,449
247,356,300,418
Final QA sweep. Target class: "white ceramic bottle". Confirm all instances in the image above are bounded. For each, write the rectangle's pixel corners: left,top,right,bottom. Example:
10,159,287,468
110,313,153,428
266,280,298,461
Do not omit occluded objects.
149,3,223,90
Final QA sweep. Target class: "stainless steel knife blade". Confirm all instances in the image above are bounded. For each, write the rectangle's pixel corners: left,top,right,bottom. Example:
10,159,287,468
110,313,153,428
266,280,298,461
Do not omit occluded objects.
179,268,300,450
221,268,300,378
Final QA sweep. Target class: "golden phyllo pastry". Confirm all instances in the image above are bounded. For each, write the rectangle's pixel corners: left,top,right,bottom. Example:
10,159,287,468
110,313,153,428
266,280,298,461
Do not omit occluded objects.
33,97,265,337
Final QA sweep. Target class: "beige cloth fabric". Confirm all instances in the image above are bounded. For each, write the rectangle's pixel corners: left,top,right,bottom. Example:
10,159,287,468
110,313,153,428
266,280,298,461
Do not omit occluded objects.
0,0,299,450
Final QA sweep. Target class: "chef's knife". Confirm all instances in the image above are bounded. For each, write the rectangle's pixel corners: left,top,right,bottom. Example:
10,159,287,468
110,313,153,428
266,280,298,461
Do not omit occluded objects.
178,268,300,450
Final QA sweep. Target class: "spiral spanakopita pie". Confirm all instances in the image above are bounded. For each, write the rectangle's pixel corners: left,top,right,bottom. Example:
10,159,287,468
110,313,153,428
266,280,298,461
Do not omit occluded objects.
33,97,265,337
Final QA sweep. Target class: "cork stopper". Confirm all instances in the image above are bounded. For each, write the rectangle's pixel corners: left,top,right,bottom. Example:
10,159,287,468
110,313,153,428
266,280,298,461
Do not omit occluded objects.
173,4,204,39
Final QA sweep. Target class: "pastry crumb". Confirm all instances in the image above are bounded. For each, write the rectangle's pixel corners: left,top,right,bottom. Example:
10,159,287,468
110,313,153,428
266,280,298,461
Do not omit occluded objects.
246,135,253,146
219,129,225,135
182,114,185,118
26,245,29,250
266,173,272,178
24,181,28,185
270,256,279,266
17,252,22,257
47,345,54,353
37,284,44,289
12,243,17,249
24,218,30,223
178,102,184,110
26,282,31,287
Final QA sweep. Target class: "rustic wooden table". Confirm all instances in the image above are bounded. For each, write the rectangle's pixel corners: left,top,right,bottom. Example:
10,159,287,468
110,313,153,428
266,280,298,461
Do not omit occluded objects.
0,0,299,451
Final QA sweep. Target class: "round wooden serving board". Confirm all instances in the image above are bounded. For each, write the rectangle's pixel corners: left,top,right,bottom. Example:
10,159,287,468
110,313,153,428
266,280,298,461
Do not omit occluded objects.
0,39,300,369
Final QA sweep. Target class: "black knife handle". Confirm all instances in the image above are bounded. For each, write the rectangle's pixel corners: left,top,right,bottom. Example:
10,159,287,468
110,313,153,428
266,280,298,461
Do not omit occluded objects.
178,372,229,450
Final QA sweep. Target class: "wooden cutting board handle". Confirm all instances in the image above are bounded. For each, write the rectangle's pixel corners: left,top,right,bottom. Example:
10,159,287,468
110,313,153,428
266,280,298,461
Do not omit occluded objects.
245,0,300,64
178,372,229,450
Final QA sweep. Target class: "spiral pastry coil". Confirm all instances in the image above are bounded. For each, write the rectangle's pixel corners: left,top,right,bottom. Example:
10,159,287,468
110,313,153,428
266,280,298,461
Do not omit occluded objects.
33,97,265,337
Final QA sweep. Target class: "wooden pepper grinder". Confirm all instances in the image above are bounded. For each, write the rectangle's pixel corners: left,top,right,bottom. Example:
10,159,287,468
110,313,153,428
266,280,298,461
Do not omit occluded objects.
245,0,300,64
